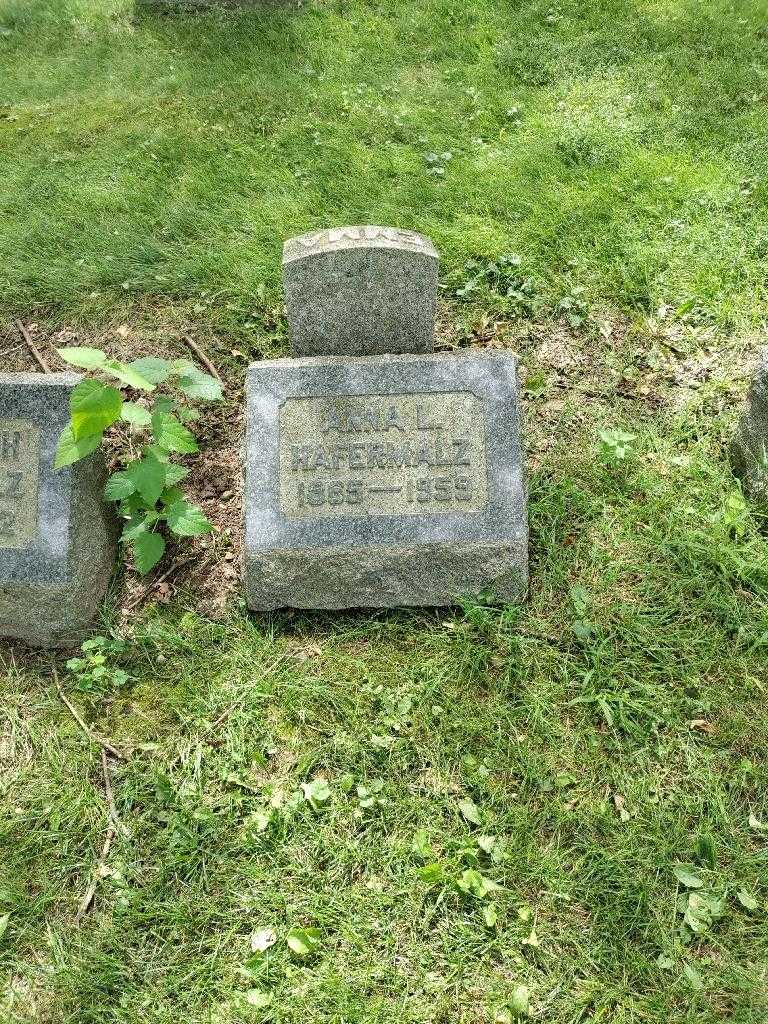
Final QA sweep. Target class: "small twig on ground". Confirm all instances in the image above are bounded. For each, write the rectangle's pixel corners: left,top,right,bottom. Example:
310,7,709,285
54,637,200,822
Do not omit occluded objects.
53,666,124,760
182,334,223,383
101,749,132,841
75,824,115,925
551,380,637,401
16,320,51,373
123,555,195,612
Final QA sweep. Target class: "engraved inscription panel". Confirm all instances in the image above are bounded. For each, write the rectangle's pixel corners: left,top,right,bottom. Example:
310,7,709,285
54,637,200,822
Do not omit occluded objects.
0,420,40,548
279,393,488,518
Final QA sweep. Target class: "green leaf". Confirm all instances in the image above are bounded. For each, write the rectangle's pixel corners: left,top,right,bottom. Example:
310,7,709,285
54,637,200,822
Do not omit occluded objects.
128,357,171,385
736,889,759,911
411,829,434,860
682,890,724,935
121,515,151,543
169,358,195,375
683,963,703,991
418,862,446,885
121,402,152,427
56,346,106,370
152,413,198,454
173,362,223,401
301,778,332,811
674,865,705,889
164,464,190,486
104,472,135,501
165,499,212,537
483,902,498,929
70,379,122,441
160,486,184,507
286,926,322,958
132,531,165,574
102,359,155,392
459,798,482,826
338,772,355,793
153,397,176,415
244,990,272,1008
456,868,498,899
54,424,102,469
126,453,166,506
508,984,530,1017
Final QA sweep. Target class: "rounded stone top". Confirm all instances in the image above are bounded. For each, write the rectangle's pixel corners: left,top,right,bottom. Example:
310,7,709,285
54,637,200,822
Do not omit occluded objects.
283,225,439,263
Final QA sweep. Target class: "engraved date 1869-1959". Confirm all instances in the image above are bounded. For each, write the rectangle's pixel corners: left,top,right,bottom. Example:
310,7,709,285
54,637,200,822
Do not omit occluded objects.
279,393,488,519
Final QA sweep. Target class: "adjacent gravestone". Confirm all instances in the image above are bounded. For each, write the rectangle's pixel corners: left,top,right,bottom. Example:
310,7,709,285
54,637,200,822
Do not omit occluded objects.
283,226,439,357
244,352,527,610
0,374,116,647
731,347,768,502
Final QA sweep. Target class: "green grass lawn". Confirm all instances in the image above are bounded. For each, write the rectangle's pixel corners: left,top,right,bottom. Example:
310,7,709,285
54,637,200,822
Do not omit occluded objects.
2,0,768,331
2,1,768,1022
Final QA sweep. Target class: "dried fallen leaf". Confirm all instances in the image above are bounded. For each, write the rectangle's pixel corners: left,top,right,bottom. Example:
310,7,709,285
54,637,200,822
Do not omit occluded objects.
291,643,323,662
689,719,716,735
250,927,277,953
613,793,631,821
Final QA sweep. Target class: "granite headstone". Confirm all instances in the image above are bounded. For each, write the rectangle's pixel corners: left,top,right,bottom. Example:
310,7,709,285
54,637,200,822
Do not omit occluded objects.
282,226,439,357
731,347,768,503
0,374,116,647
244,352,527,610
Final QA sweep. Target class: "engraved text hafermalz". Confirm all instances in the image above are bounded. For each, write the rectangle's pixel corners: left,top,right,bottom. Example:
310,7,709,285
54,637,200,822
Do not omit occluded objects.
278,393,488,518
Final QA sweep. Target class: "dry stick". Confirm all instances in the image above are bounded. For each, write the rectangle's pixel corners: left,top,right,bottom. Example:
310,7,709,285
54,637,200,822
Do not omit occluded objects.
53,666,124,760
75,824,115,925
101,749,131,841
182,334,223,383
16,319,51,373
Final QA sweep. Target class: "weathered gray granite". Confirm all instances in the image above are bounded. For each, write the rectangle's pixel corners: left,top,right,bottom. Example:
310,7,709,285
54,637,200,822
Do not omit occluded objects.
0,374,117,648
244,352,528,610
283,226,439,357
731,348,768,503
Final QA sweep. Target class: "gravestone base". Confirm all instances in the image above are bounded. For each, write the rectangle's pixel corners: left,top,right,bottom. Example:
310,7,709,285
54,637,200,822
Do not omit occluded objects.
0,375,116,649
246,540,526,611
245,352,528,611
